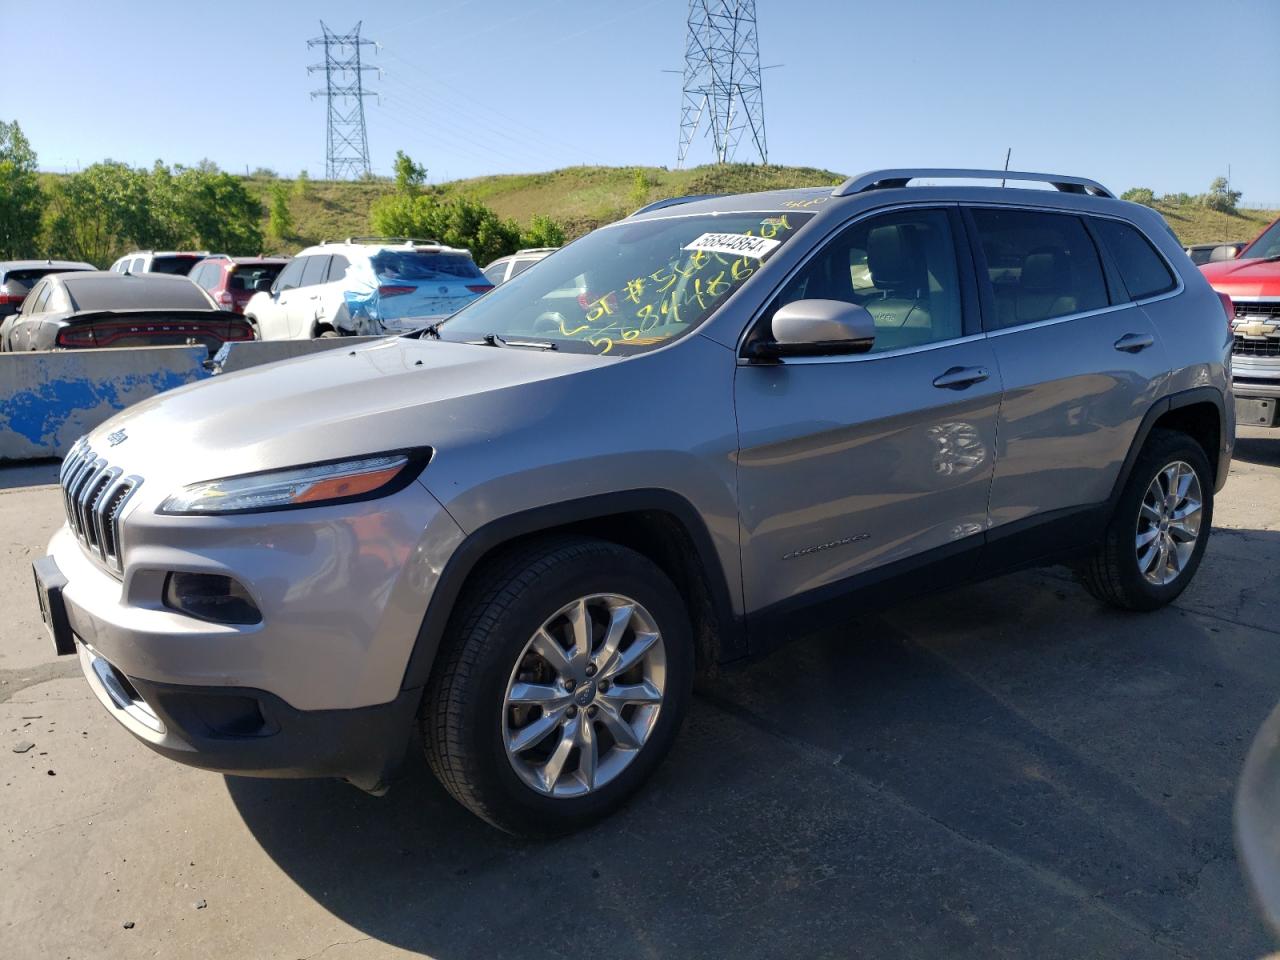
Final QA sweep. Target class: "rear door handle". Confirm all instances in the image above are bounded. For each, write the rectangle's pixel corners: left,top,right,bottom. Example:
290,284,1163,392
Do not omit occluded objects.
932,366,990,390
1114,333,1155,353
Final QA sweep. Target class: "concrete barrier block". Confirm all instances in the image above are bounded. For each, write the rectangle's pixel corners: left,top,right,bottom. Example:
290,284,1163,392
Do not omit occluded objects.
0,346,209,461
208,337,386,375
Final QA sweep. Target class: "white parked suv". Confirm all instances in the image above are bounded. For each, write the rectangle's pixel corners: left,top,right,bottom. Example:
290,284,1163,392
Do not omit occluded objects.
244,237,493,340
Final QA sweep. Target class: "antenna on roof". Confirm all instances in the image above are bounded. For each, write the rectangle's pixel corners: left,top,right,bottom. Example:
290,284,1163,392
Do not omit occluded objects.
1001,148,1011,188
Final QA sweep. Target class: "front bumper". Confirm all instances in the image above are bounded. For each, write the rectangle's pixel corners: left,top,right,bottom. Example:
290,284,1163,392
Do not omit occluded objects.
47,477,466,788
75,638,419,792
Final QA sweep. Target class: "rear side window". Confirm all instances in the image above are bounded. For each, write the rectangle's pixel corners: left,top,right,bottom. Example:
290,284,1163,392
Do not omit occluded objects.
509,258,539,278
371,250,483,282
326,255,350,283
482,261,508,284
131,258,146,273
1090,218,1177,300
300,255,330,287
969,209,1109,330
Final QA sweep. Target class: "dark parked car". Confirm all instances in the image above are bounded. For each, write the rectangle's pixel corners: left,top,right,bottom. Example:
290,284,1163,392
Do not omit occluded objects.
1,271,254,354
187,256,289,314
0,259,95,328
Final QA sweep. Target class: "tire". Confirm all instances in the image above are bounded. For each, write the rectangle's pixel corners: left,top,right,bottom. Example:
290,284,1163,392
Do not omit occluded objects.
421,537,694,837
316,327,340,339
1081,428,1214,611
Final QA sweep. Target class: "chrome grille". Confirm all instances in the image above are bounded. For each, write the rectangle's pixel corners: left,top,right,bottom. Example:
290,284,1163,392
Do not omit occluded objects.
1232,302,1280,358
59,441,141,575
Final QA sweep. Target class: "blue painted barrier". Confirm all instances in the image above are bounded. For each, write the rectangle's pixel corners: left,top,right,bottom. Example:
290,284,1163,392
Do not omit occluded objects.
0,339,386,462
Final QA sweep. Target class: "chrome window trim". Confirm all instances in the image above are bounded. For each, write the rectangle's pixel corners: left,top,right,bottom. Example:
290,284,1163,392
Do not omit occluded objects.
736,331,990,367
984,301,1135,339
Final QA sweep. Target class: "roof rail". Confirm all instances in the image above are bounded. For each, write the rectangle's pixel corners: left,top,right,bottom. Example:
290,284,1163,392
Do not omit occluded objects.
631,193,726,217
515,247,560,254
832,168,1114,199
333,236,444,246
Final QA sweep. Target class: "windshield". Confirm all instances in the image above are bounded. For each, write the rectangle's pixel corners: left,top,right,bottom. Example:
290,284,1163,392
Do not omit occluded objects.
1242,220,1280,260
437,211,812,354
372,250,483,281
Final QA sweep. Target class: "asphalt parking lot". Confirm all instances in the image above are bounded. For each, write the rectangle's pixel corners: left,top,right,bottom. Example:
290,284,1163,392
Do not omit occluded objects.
2,430,1279,960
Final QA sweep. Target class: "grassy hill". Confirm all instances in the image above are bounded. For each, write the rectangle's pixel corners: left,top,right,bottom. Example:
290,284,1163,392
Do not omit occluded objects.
245,164,1277,253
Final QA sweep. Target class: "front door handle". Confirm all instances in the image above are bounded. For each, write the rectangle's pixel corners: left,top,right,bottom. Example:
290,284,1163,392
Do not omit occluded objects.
932,366,990,390
1114,333,1155,353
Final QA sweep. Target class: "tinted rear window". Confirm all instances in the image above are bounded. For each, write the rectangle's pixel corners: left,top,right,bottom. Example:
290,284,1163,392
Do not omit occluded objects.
149,256,204,276
65,276,213,310
1090,219,1177,300
229,264,284,291
372,251,482,282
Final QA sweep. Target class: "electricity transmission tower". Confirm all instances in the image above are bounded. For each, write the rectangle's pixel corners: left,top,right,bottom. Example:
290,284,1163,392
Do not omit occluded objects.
676,1,768,167
308,22,378,180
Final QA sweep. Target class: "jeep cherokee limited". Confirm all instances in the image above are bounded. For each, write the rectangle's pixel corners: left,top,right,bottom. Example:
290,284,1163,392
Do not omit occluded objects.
33,169,1234,836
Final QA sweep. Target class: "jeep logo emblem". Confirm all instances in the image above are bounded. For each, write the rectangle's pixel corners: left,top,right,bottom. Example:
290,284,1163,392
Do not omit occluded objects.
107,429,128,447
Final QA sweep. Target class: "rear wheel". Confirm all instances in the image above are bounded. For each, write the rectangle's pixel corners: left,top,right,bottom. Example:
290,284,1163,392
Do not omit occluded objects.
1081,429,1213,611
315,325,340,339
421,537,693,836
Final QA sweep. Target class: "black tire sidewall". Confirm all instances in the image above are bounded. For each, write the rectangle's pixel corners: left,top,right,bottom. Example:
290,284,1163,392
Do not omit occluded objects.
449,545,693,835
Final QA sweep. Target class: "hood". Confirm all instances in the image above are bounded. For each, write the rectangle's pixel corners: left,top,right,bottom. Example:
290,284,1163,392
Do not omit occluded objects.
1199,257,1280,298
84,336,608,491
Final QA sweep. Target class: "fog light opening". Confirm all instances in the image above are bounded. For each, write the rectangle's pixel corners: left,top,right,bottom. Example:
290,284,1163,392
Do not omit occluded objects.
164,572,262,625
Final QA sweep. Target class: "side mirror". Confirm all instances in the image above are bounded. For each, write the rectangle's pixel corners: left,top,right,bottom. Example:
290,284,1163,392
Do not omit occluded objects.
749,299,876,361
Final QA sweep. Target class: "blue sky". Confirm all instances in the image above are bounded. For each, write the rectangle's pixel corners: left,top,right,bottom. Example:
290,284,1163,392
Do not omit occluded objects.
2,0,1277,203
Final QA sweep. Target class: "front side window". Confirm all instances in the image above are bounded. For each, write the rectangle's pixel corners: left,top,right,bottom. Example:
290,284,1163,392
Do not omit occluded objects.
1090,218,1176,300
274,258,305,291
438,211,813,355
482,261,508,285
131,258,145,273
766,208,963,353
970,209,1109,329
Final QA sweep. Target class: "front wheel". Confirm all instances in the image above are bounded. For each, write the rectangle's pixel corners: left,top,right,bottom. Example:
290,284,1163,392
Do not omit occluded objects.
1081,429,1214,611
421,537,693,836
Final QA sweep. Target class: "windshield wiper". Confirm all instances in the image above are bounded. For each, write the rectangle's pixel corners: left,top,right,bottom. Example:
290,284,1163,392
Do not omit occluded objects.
466,334,557,350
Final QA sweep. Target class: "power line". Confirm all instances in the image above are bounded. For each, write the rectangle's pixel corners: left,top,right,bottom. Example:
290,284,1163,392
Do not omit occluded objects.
308,21,378,180
677,1,768,167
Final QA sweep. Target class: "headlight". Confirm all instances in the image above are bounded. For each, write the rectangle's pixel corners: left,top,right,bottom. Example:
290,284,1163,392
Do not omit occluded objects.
159,450,430,515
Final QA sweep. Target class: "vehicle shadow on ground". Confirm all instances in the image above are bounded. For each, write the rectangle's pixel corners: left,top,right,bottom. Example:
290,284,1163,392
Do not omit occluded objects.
0,460,59,491
226,557,1277,960
1236,433,1280,468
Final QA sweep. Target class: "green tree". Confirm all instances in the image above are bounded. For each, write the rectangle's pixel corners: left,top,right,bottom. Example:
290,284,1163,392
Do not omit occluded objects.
44,161,153,265
1120,187,1156,207
293,169,311,199
1199,176,1242,213
393,150,427,194
370,192,520,264
520,214,565,249
628,168,650,209
0,120,46,258
171,161,264,254
267,182,294,243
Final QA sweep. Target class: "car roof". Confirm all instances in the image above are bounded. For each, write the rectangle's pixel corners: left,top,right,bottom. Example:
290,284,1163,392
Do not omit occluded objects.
297,240,473,258
58,271,214,311
204,256,290,266
0,259,95,271
625,169,1130,226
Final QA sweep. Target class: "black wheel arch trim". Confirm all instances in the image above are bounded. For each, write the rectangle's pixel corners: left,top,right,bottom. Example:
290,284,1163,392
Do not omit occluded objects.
1110,386,1229,502
399,489,744,694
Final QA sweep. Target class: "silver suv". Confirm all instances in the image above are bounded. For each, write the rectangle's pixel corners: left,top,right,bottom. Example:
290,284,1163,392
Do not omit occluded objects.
33,169,1234,836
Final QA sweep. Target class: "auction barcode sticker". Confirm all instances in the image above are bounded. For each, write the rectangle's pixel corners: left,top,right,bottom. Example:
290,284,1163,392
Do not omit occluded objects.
683,232,781,259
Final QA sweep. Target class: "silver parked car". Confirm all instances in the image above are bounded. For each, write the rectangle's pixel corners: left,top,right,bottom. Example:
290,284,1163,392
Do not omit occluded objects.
33,169,1234,836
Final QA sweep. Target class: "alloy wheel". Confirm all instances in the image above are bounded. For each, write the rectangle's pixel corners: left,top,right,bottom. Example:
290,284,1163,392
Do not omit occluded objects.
502,593,666,798
1135,460,1203,586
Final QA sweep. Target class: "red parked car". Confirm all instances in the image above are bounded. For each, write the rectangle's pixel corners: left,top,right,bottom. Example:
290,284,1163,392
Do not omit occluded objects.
188,256,290,315
1199,217,1280,428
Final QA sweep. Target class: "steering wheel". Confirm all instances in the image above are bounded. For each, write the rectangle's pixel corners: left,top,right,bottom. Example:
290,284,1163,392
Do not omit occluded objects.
532,311,568,335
